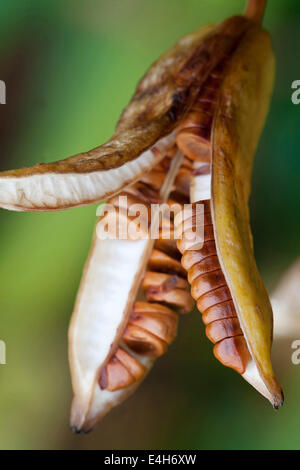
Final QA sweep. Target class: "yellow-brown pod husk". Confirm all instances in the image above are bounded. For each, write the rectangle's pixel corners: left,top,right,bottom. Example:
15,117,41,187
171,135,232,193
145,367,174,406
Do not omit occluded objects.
211,24,283,407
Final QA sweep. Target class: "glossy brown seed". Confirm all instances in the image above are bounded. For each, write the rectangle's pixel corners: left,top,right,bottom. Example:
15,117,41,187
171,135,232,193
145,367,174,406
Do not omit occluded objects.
176,127,211,162
181,240,217,270
154,237,180,259
177,196,255,379
198,86,219,103
176,213,212,237
196,285,232,312
144,285,194,314
159,220,176,242
99,208,149,240
206,317,243,343
99,347,146,391
187,255,220,283
174,167,192,198
140,169,166,190
177,224,214,253
191,99,215,114
181,156,194,170
204,75,223,90
191,269,226,299
99,357,132,391
133,301,176,317
169,189,190,203
127,182,161,204
109,191,150,214
115,348,146,378
129,309,178,344
213,336,251,374
178,111,213,131
142,271,189,291
202,300,237,325
123,324,168,357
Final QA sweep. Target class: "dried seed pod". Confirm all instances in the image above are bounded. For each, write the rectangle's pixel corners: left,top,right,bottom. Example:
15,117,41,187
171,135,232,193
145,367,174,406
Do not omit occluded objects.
271,259,300,341
69,150,194,432
175,18,283,408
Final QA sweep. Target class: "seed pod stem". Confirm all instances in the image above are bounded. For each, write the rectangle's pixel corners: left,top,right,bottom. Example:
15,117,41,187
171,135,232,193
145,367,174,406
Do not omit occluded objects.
244,0,267,24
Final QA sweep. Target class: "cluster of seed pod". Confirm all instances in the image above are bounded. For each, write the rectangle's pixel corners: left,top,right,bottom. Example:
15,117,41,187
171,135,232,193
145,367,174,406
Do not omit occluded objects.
98,152,195,392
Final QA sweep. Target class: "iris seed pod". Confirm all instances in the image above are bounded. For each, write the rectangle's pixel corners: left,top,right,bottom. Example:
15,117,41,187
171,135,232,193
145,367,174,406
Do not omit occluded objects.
0,0,283,431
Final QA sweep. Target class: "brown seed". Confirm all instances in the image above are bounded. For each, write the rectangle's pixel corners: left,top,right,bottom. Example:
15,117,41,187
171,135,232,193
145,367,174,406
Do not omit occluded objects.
154,237,180,259
213,336,251,374
99,347,146,392
129,309,178,344
177,127,211,162
181,240,217,269
174,167,192,198
176,213,212,238
177,224,214,253
177,110,213,130
206,317,243,343
202,300,237,324
142,271,189,291
133,301,176,317
148,249,187,277
123,324,168,357
140,169,166,190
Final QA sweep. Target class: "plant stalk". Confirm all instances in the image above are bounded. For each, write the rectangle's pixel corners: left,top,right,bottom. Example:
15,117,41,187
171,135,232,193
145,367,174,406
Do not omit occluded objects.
244,0,267,24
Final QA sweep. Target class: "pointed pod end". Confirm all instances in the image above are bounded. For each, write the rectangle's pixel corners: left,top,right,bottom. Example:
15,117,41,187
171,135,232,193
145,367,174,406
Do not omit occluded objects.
272,390,284,411
70,425,93,435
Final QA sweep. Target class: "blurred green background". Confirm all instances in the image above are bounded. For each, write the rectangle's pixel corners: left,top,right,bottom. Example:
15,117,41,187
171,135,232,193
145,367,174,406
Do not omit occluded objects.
0,0,299,450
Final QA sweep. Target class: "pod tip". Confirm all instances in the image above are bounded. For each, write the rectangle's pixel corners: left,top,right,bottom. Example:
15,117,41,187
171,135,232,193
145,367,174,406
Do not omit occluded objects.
70,425,93,435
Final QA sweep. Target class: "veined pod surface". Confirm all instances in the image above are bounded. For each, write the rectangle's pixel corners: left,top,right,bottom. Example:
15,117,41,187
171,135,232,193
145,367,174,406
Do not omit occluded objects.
176,21,283,407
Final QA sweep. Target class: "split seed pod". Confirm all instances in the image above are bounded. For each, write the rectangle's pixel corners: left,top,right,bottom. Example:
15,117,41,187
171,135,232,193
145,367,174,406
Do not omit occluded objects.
69,152,195,431
175,16,283,407
0,0,283,432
